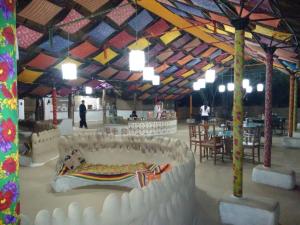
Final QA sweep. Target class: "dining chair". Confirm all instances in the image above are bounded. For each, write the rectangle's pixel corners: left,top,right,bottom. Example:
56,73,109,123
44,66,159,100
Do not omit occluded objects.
243,127,261,164
188,124,209,162
200,123,225,165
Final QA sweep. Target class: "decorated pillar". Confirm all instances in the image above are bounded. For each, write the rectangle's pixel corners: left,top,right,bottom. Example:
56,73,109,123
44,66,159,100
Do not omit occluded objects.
288,74,295,137
293,79,298,132
189,95,192,118
263,47,275,168
0,1,20,223
68,93,74,125
52,87,58,125
102,89,106,124
231,18,248,198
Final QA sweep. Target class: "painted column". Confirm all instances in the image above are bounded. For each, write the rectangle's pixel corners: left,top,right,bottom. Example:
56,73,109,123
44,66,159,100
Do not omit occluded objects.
52,88,58,126
102,89,106,124
288,74,295,137
263,47,275,168
293,79,298,131
231,18,248,198
0,2,20,223
189,95,192,119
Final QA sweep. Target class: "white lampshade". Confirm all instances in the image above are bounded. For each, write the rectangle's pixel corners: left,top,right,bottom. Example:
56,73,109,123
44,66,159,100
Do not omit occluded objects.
218,84,226,93
143,67,154,81
85,86,92,94
198,78,206,88
129,50,145,71
205,69,216,83
62,63,77,80
246,86,253,93
227,83,234,91
257,83,264,92
152,75,160,86
242,79,250,88
193,81,201,91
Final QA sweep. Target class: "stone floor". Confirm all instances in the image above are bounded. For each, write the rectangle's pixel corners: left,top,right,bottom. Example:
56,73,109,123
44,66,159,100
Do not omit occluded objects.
20,124,300,225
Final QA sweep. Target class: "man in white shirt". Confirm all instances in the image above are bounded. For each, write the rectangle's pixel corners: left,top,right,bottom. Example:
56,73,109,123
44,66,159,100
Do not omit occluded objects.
200,104,210,122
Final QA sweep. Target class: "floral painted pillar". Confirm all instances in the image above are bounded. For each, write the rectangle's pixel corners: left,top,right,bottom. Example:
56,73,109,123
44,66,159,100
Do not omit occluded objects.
263,47,275,168
0,1,20,223
288,74,295,137
231,18,249,197
52,87,58,125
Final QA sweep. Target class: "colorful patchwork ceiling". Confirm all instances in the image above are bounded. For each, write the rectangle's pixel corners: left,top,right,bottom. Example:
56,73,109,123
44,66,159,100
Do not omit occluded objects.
16,0,300,100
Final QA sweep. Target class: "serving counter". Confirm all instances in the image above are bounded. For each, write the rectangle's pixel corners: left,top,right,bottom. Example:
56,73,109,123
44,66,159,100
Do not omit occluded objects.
104,119,177,136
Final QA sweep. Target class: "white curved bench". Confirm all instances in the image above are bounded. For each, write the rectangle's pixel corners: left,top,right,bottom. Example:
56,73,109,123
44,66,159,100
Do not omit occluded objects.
22,133,197,225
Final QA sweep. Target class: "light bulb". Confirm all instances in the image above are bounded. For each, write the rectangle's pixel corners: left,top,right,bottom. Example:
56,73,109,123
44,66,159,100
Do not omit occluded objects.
246,86,253,93
205,69,216,83
198,78,206,88
129,50,145,71
257,83,264,92
227,83,234,91
143,67,154,81
85,86,92,94
218,84,226,93
152,75,160,86
62,63,77,80
242,79,250,88
193,81,201,90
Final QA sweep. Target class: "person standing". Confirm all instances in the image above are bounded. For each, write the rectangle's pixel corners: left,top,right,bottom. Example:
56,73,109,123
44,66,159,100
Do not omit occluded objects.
200,104,210,122
79,100,88,128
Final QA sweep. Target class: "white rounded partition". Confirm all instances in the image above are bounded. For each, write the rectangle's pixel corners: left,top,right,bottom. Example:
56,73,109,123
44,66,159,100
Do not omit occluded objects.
22,133,196,225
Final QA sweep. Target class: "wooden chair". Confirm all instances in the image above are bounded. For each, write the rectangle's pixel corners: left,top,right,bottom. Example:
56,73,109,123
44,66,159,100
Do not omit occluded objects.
200,124,225,165
243,127,261,164
188,124,209,162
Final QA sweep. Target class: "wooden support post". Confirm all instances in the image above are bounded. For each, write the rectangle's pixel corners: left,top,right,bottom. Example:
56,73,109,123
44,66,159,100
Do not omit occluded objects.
189,95,192,118
288,74,295,137
293,79,298,132
52,88,58,126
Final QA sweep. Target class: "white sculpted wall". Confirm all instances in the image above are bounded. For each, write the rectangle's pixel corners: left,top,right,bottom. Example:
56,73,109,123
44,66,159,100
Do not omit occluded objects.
21,134,196,225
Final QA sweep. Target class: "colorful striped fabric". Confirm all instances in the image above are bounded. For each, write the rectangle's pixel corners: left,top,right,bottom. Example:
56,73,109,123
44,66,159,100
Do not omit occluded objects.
57,162,171,187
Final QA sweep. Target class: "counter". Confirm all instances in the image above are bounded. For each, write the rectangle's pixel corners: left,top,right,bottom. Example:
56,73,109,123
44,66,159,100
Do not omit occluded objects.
104,119,177,136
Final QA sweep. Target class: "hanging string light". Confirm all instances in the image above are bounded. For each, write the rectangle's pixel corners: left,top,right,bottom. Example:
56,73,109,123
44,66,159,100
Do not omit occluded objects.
62,32,77,80
129,0,145,71
227,68,234,91
218,74,226,93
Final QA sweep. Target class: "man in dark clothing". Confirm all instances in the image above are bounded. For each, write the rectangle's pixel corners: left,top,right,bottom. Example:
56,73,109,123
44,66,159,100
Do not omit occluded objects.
79,100,88,128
